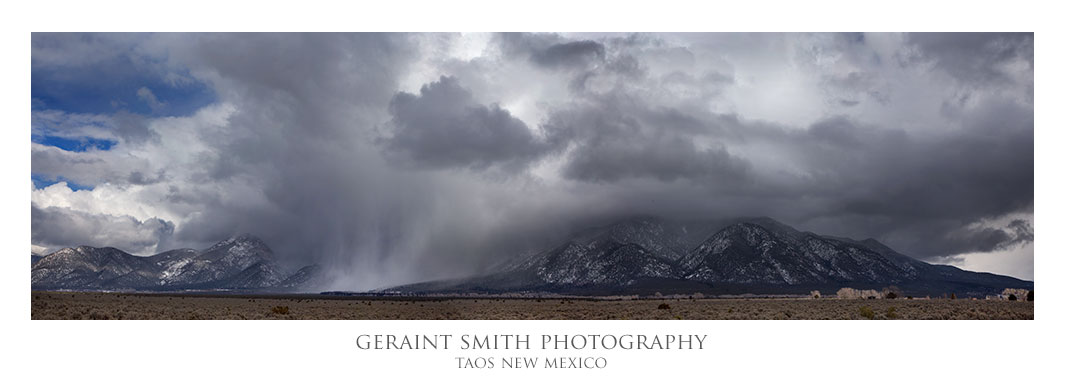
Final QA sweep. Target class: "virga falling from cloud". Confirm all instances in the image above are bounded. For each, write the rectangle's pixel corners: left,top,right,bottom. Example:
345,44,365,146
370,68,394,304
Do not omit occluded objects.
30,33,1034,287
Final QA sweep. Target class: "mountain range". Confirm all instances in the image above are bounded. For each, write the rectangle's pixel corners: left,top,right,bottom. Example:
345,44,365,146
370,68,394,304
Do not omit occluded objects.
31,217,1033,296
31,235,322,292
386,217,1033,297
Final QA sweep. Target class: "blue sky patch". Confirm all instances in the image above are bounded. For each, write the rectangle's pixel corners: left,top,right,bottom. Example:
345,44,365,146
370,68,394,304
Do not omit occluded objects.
33,135,116,152
31,54,215,117
31,173,94,191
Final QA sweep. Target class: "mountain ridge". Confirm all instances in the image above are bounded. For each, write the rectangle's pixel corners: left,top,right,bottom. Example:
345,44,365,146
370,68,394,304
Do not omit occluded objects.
386,217,1032,297
31,235,319,292
31,218,1034,296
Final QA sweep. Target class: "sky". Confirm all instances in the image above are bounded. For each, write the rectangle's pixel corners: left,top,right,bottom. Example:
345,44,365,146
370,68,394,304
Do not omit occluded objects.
30,33,1034,287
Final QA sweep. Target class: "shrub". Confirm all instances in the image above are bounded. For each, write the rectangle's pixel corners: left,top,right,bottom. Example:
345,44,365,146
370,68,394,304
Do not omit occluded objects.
272,306,290,315
1027,290,1034,302
867,296,876,300
859,306,875,319
885,292,898,299
950,293,956,300
658,303,671,310
886,307,898,319
1008,294,1017,301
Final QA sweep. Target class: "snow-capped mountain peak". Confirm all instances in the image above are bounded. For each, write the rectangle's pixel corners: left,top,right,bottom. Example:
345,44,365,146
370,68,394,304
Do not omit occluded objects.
32,235,317,291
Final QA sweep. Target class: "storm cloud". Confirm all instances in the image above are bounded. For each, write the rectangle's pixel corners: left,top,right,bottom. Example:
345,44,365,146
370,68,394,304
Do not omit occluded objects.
497,33,606,70
30,32,1035,285
542,96,750,183
904,32,1034,87
382,76,560,171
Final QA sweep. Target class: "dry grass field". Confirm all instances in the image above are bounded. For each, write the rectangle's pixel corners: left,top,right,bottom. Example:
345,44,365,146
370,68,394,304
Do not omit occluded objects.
31,292,1033,320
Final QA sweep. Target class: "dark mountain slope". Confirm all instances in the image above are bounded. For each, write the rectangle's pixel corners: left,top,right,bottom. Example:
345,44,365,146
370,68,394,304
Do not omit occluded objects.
32,247,159,290
387,217,1032,296
31,235,315,292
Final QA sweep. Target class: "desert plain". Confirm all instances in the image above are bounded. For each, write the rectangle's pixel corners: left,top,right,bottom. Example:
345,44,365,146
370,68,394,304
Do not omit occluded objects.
30,291,1033,320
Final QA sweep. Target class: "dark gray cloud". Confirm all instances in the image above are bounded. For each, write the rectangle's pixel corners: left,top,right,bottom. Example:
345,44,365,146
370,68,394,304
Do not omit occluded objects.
382,76,559,171
903,33,1033,89
31,33,1035,285
111,110,159,144
939,219,1033,254
497,33,606,70
776,103,1033,256
127,170,167,185
537,75,1031,257
534,40,606,69
563,136,746,183
542,95,748,183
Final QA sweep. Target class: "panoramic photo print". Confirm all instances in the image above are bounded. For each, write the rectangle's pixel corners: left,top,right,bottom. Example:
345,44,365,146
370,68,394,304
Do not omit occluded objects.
30,32,1034,319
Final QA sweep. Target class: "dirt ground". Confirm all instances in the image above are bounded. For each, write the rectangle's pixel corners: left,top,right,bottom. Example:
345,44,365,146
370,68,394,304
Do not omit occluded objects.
30,292,1033,320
